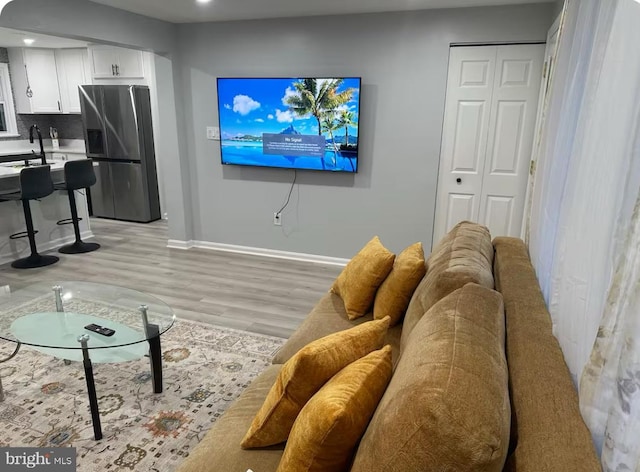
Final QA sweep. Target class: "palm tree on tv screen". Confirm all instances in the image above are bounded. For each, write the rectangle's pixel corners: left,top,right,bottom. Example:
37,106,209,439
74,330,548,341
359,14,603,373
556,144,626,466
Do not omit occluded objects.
337,110,357,150
285,79,353,135
321,115,340,166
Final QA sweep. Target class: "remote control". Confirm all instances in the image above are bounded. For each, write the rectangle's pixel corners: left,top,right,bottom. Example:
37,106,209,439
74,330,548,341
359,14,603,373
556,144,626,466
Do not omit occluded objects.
84,323,116,337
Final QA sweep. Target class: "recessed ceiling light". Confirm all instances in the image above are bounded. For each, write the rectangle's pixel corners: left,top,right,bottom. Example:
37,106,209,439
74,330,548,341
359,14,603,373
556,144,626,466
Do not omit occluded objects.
196,0,211,3
23,38,35,45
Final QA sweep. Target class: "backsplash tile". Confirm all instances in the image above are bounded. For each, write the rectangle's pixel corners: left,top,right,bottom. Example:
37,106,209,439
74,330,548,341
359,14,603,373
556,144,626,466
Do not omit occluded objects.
16,114,84,140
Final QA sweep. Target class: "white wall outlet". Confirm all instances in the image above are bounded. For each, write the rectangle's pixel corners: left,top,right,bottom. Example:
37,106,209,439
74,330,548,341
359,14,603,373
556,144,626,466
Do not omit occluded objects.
273,212,282,226
206,126,220,140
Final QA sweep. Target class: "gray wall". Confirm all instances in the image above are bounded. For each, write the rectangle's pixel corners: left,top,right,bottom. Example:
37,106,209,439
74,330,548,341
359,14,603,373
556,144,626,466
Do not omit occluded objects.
551,0,565,19
0,0,175,53
176,4,554,258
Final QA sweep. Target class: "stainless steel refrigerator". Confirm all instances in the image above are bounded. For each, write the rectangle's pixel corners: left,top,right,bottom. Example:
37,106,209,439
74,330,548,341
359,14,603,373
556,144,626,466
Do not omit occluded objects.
79,85,161,223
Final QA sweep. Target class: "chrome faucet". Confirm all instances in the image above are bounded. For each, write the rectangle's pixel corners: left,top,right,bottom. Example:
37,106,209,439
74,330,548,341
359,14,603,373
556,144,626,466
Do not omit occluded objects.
29,124,46,165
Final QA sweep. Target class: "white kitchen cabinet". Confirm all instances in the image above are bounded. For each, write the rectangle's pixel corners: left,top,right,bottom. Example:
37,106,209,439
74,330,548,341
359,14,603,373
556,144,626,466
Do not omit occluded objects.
8,48,62,114
89,46,144,79
8,47,91,114
55,49,92,114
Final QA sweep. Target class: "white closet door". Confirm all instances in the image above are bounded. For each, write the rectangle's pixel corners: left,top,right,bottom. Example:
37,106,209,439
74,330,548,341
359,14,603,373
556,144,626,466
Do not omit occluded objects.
433,44,544,246
478,44,545,237
432,46,497,244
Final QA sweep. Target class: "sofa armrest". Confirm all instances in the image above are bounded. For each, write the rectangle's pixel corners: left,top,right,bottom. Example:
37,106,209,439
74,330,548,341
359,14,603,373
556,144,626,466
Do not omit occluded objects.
493,237,600,472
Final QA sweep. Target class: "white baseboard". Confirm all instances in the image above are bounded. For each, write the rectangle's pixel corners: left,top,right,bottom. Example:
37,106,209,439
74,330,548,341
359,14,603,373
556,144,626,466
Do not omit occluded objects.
0,231,94,267
167,239,195,250
166,239,348,266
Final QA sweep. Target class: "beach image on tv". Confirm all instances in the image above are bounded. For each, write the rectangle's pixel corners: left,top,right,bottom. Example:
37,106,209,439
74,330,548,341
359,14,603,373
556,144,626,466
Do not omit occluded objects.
217,77,360,172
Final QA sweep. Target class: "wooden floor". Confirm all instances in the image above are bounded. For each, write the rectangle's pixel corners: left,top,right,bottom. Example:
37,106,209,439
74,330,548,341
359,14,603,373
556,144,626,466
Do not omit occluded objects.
0,218,342,338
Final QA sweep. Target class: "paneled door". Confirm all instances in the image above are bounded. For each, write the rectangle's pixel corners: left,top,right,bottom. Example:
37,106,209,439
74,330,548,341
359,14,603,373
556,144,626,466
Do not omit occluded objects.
432,44,544,246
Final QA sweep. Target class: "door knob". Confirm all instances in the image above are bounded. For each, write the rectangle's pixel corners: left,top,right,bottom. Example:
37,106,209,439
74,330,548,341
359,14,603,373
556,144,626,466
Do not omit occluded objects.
456,178,462,184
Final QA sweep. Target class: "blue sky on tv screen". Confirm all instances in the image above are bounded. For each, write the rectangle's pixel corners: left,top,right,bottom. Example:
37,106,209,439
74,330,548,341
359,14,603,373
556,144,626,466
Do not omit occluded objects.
217,77,361,139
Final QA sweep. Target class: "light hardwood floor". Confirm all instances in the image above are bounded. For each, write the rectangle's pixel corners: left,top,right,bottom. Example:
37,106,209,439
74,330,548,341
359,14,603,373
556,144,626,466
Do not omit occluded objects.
0,218,342,338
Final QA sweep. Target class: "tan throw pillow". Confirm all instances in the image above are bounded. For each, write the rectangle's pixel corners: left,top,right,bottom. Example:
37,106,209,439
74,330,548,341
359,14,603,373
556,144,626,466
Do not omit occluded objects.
241,317,391,449
373,242,426,326
331,236,395,320
276,346,393,472
351,284,510,472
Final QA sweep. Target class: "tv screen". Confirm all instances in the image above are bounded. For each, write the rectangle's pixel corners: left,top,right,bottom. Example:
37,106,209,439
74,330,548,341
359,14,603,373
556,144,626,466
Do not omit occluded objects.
217,77,361,173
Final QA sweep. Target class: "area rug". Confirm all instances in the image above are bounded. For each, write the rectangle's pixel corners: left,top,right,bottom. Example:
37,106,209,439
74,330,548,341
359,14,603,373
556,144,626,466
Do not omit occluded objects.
0,310,284,471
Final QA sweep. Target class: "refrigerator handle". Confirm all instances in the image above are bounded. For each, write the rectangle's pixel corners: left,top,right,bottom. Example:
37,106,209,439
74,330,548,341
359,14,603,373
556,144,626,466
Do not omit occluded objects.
129,86,143,158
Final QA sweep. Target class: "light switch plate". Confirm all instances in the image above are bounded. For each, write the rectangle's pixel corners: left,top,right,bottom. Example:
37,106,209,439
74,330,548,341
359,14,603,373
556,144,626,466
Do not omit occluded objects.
206,126,220,140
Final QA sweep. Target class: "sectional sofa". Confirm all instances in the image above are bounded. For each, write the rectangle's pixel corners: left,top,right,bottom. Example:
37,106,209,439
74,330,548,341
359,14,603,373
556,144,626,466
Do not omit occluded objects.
177,222,601,472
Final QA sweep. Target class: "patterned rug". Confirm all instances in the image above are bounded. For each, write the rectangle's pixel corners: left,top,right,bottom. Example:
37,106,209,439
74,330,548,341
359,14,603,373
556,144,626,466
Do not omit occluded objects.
0,309,284,471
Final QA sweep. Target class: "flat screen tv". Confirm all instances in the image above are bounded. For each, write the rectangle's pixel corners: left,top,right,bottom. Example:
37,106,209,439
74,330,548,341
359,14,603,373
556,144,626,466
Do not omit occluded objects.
217,77,361,173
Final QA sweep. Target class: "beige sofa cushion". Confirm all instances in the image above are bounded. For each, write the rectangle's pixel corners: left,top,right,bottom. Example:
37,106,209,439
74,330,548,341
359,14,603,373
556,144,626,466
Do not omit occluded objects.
175,364,285,472
351,283,510,472
373,242,426,326
331,236,395,320
401,221,494,351
276,346,393,472
272,292,403,366
493,237,601,472
241,317,390,448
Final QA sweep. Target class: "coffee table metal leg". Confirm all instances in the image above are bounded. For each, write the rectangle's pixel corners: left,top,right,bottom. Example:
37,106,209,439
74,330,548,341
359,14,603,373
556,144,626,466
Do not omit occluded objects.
147,324,163,394
0,342,21,402
52,285,64,312
78,335,102,441
139,305,163,394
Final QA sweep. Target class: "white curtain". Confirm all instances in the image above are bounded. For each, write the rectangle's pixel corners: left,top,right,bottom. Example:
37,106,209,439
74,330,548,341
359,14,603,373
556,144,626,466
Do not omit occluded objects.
528,0,640,467
579,1,640,467
528,0,618,381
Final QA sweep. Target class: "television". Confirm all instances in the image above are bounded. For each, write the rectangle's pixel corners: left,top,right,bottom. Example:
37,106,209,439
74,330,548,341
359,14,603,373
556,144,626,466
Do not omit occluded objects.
217,77,361,173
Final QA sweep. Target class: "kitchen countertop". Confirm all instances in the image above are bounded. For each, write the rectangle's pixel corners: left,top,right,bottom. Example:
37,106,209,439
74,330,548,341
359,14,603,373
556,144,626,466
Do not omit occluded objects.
0,139,86,157
0,161,68,178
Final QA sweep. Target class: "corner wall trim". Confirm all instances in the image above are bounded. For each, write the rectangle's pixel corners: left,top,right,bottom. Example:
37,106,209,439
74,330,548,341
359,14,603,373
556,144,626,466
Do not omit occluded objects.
166,240,348,267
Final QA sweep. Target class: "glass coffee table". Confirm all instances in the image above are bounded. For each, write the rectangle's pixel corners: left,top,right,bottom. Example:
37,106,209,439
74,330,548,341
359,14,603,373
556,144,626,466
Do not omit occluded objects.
0,281,175,440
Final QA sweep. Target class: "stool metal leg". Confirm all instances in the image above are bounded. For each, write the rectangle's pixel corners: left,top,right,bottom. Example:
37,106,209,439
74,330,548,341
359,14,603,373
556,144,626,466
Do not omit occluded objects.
11,200,59,269
59,190,100,254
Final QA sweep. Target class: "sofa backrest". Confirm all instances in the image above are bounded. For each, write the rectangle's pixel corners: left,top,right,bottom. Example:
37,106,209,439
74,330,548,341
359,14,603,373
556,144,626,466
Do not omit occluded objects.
351,283,511,472
493,237,601,472
401,221,495,351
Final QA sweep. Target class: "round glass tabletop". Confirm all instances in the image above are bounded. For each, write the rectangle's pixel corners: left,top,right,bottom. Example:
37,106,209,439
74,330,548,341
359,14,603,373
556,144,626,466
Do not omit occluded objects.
0,281,175,351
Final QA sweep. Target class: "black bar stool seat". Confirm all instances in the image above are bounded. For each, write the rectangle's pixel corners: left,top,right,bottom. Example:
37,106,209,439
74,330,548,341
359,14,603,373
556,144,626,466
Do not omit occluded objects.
0,165,59,269
54,160,100,254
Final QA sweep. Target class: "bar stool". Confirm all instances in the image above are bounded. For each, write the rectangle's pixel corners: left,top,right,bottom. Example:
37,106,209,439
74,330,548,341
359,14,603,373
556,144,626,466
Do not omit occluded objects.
0,165,59,269
54,160,100,254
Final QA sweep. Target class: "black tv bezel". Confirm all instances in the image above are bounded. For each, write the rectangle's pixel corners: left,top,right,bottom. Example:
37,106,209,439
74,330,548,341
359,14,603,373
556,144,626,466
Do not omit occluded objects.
216,76,362,174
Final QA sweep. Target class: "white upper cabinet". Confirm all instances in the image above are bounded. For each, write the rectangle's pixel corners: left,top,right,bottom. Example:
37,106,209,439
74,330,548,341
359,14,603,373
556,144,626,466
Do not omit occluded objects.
89,47,119,78
9,48,62,114
116,49,144,78
55,49,92,114
89,46,144,79
8,47,92,114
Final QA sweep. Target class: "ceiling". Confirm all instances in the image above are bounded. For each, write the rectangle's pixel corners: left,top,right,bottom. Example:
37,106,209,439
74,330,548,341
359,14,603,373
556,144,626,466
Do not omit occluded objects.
0,27,89,48
89,0,554,24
